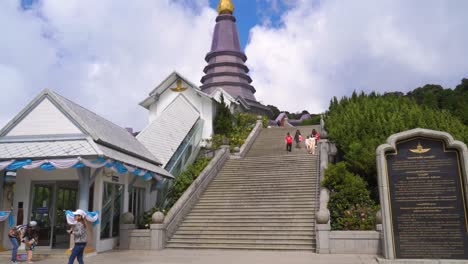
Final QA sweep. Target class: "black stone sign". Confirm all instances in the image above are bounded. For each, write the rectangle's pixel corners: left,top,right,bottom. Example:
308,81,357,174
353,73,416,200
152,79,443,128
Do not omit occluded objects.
386,137,468,259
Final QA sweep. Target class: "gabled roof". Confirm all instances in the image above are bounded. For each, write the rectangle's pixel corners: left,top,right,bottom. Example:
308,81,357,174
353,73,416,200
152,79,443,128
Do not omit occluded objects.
137,95,200,167
139,71,212,109
0,89,172,178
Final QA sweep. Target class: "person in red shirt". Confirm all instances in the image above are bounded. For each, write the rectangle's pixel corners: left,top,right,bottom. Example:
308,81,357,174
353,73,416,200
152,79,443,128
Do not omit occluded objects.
285,132,293,152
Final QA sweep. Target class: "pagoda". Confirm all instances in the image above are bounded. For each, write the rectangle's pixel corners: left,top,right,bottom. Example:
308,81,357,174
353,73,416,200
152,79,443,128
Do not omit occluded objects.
200,0,271,115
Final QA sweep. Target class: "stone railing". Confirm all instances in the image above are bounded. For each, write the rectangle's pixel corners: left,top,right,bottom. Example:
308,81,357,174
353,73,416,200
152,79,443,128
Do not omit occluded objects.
121,146,230,250
164,146,230,239
230,119,263,159
315,186,381,254
315,123,381,255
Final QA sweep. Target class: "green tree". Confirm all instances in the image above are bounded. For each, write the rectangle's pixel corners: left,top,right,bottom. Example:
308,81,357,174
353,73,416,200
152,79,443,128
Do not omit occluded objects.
213,94,233,136
267,104,281,119
322,162,378,230
325,92,468,196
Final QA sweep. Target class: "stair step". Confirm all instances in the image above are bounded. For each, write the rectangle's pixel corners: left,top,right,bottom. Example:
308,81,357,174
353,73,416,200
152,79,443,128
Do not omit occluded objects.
197,199,315,204
171,234,315,240
180,222,315,227
200,193,316,198
165,243,315,250
185,215,314,220
183,218,315,224
195,202,316,207
190,208,316,213
187,211,316,217
168,238,314,245
177,226,315,232
206,185,316,191
174,230,315,235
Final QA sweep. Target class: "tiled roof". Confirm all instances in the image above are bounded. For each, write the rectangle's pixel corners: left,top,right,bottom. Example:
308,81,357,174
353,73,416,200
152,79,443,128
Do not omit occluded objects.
0,140,97,159
137,96,200,167
0,89,172,179
51,91,161,165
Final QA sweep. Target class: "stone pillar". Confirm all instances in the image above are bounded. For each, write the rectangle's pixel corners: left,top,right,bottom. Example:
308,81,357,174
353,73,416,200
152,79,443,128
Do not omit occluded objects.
316,223,331,254
316,187,331,254
119,224,136,250
77,167,91,210
150,224,166,250
75,167,95,254
0,170,4,252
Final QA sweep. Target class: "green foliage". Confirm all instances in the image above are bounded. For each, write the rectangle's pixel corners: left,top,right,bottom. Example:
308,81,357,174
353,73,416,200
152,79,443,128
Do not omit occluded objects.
322,162,378,230
287,110,310,120
261,115,269,128
267,104,281,119
325,91,468,194
165,156,212,209
209,134,226,151
213,95,234,135
299,115,321,126
406,79,468,125
210,112,261,151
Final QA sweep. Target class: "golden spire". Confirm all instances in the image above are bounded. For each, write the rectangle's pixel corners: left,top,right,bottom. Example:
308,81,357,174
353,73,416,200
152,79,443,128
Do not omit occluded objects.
218,0,234,14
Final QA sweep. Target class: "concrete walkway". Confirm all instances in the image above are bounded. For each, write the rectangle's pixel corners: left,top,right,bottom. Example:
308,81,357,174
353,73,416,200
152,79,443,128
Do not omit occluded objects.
2,249,379,264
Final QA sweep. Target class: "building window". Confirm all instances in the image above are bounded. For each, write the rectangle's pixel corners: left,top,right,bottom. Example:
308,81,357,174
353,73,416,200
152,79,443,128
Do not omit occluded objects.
100,183,123,239
129,187,145,226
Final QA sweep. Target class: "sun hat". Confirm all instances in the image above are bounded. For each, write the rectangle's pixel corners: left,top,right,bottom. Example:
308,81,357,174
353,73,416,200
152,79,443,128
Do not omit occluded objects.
72,209,87,217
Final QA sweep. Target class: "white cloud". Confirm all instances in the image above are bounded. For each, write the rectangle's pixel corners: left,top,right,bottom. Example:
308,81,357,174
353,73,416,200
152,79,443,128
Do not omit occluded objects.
246,0,468,114
0,0,216,129
1,0,467,130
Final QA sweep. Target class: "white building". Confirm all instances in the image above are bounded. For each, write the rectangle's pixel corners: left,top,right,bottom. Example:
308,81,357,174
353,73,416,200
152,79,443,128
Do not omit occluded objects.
0,89,173,252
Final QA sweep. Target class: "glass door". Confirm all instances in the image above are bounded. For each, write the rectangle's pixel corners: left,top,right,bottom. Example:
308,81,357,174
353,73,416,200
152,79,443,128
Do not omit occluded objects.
30,182,78,248
53,183,78,248
30,184,54,247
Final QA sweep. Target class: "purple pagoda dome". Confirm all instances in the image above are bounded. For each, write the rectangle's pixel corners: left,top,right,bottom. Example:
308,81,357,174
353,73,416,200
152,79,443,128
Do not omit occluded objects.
200,0,271,115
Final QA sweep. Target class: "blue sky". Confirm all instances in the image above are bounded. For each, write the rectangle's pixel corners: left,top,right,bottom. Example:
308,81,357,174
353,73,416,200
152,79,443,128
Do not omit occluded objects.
208,0,289,49
2,0,468,130
21,0,285,50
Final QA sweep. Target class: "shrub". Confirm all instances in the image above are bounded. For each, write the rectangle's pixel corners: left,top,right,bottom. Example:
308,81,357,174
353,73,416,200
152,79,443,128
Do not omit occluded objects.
299,115,321,126
322,162,378,230
165,156,211,209
211,112,263,151
325,92,468,195
213,95,233,135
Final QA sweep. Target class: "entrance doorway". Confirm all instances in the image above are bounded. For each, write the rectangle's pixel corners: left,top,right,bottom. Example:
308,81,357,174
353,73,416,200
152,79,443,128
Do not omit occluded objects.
30,182,78,248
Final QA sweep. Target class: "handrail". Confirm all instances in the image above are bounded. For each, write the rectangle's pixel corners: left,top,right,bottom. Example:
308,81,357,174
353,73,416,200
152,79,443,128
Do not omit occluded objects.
163,146,230,239
231,119,263,159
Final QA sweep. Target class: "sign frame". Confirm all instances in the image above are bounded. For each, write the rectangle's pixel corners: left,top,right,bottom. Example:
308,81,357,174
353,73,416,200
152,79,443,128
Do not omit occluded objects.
376,128,468,260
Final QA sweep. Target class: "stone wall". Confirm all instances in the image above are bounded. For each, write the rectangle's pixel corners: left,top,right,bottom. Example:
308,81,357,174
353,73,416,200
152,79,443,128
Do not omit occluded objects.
128,229,151,250
329,231,381,254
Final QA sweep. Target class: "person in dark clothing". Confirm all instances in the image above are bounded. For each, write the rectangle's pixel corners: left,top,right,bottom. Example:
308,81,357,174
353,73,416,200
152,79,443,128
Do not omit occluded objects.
294,130,302,148
285,132,293,152
22,221,39,263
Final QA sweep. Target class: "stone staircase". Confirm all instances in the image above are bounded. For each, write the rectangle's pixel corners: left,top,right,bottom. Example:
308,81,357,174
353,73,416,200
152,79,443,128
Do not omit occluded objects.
247,126,320,157
166,126,320,250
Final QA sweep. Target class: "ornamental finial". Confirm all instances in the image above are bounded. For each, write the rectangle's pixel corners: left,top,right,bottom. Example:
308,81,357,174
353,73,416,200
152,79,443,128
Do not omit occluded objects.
218,0,234,14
